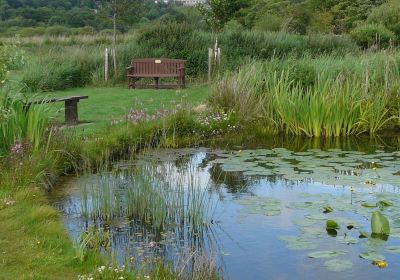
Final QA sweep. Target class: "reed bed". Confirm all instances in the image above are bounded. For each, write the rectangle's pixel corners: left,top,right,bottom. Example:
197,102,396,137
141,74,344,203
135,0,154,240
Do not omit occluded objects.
80,160,214,233
211,52,400,137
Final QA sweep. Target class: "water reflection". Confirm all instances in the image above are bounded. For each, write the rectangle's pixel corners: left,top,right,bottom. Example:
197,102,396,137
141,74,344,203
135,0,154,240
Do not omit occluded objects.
50,141,400,280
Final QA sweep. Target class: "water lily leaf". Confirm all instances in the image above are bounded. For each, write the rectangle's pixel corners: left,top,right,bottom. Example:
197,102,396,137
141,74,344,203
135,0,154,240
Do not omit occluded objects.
336,235,358,244
323,259,353,272
362,202,377,208
371,211,390,236
263,209,281,216
278,236,318,250
385,246,400,253
326,220,340,230
323,205,333,213
359,252,385,261
378,200,393,207
293,218,317,227
307,214,328,220
308,250,347,259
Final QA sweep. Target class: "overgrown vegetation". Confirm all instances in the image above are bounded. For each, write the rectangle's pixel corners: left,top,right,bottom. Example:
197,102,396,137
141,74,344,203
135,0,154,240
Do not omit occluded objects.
18,22,358,92
211,53,400,137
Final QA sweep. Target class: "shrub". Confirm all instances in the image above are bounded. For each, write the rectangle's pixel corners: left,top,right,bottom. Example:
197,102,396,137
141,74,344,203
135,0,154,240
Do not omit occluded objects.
368,0,400,39
350,24,396,49
17,27,47,37
46,25,71,37
22,57,95,92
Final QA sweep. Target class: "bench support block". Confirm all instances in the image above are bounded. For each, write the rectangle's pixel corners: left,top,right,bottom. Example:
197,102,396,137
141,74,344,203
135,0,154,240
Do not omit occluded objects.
65,100,79,124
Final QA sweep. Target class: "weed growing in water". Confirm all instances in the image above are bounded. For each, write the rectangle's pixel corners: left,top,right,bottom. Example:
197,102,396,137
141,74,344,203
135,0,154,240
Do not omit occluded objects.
80,159,215,233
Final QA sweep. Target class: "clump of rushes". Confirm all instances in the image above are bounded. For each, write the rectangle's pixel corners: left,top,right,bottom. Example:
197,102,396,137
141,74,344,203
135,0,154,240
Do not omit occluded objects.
0,88,53,156
80,161,214,233
211,54,400,137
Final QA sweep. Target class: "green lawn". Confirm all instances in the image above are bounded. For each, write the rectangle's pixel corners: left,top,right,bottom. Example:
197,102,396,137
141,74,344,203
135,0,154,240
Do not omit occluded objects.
38,85,210,135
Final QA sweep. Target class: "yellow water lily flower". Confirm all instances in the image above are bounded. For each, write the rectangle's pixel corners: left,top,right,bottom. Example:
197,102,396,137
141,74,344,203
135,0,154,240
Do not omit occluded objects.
373,260,388,268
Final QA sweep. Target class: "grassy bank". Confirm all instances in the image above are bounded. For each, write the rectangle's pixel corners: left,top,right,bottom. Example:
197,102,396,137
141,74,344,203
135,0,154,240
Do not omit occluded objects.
0,86,214,279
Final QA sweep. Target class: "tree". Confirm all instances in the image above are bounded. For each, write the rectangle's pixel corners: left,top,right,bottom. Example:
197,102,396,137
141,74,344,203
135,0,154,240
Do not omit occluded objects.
198,0,250,32
99,0,149,77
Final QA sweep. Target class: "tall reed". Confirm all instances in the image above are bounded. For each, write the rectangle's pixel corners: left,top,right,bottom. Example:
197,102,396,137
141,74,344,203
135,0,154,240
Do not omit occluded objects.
0,88,52,155
80,159,214,233
211,53,400,137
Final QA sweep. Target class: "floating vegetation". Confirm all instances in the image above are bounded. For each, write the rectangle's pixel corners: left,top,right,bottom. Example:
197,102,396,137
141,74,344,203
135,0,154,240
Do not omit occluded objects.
53,147,400,279
324,259,353,272
236,196,281,216
308,250,347,259
210,148,400,187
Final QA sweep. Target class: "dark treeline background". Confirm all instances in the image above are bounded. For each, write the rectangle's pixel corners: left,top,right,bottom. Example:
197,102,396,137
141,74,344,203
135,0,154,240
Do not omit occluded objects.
0,0,399,40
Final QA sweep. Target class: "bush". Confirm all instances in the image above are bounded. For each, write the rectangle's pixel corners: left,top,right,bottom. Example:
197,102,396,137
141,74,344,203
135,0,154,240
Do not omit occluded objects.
135,22,356,76
368,0,400,40
17,27,47,37
46,25,71,37
350,24,396,49
22,51,97,92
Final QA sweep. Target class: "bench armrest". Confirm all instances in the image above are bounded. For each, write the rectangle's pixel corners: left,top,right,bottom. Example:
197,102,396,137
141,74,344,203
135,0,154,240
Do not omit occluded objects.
126,66,134,70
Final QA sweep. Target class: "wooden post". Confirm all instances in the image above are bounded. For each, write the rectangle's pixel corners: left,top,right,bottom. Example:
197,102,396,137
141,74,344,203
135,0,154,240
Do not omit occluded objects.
65,100,79,125
208,48,213,83
105,48,109,82
112,4,117,77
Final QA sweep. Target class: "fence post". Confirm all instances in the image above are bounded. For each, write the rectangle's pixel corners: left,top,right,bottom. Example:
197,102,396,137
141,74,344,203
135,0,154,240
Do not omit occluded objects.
105,48,109,82
208,48,213,84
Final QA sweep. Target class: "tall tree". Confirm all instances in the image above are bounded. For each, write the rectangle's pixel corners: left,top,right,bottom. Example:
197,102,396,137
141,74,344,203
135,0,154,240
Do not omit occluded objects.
198,0,250,32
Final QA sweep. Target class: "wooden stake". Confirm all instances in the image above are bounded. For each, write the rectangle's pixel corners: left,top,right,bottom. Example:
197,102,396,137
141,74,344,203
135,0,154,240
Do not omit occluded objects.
208,48,213,83
105,48,109,82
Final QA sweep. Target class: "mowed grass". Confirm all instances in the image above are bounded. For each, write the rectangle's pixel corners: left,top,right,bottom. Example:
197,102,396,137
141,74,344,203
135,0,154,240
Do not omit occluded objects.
38,85,210,135
0,188,102,280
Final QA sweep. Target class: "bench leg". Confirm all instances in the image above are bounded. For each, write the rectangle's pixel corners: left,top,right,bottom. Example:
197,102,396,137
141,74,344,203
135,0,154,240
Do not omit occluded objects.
154,77,160,89
65,100,79,125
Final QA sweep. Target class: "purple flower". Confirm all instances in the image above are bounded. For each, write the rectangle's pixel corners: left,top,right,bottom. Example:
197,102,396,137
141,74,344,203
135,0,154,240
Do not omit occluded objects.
10,141,23,155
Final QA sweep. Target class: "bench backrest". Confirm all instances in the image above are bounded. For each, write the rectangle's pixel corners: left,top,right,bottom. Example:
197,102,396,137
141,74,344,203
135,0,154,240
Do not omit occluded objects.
131,58,185,76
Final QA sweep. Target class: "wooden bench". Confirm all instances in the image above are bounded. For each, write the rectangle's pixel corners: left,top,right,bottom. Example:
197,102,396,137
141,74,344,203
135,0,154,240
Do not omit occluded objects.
25,96,88,125
126,58,186,89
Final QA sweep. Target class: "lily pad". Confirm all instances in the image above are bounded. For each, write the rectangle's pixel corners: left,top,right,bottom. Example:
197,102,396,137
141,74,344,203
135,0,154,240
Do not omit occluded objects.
359,252,385,261
308,250,347,259
323,259,353,272
326,220,340,230
278,236,318,250
336,235,358,244
371,211,390,236
385,246,400,253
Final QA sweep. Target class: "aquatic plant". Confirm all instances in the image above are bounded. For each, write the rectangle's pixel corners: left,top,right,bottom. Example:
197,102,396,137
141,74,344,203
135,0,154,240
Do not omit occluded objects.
74,225,111,262
80,159,214,233
0,88,53,155
211,53,400,137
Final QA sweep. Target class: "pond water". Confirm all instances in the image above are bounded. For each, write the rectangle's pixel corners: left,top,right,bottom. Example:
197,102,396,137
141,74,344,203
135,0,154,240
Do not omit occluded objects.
51,139,400,280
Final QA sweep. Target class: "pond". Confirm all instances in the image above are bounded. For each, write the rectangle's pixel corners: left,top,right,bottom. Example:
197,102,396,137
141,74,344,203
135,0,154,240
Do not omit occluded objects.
50,138,400,279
